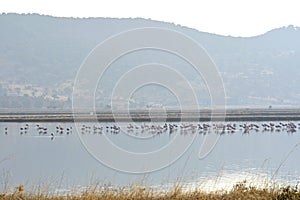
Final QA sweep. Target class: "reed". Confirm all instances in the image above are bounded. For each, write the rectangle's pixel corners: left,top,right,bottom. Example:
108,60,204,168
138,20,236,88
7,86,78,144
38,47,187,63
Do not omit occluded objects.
1,180,299,200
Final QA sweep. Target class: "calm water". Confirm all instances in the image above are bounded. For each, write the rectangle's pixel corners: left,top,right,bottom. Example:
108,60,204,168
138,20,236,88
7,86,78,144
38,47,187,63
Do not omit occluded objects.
0,121,300,192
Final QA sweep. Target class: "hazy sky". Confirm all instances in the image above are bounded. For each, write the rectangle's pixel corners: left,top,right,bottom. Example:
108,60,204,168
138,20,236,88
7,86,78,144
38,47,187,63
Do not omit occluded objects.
1,0,300,37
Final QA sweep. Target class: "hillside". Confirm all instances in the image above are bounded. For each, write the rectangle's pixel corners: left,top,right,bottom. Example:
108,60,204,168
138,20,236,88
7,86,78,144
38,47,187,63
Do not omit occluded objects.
0,13,300,109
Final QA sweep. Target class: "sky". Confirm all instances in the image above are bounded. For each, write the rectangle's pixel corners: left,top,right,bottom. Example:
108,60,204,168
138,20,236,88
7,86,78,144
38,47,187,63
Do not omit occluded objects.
1,0,300,37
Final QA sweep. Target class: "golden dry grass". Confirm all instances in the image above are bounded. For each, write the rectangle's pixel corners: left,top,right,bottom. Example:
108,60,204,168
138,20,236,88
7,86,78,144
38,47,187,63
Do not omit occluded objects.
1,181,300,200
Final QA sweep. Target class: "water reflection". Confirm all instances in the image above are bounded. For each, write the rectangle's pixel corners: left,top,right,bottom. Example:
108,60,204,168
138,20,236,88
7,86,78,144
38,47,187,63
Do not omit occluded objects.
0,121,300,191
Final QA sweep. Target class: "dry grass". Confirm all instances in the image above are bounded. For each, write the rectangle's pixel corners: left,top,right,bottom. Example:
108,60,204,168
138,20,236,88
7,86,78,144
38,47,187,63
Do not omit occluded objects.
0,181,300,200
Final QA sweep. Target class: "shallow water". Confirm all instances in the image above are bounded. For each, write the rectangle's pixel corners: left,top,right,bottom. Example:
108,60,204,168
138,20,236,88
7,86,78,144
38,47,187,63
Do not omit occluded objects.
0,121,300,192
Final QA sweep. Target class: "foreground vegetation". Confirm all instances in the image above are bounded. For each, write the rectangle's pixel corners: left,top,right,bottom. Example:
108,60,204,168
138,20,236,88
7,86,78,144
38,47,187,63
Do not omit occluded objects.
1,181,300,200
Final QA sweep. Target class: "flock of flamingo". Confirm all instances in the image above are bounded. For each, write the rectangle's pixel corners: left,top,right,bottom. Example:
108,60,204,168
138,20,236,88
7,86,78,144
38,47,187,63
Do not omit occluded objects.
1,121,299,140
124,121,299,135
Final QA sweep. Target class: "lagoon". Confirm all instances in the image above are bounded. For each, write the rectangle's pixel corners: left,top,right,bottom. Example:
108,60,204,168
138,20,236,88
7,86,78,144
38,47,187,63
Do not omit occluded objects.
0,121,300,192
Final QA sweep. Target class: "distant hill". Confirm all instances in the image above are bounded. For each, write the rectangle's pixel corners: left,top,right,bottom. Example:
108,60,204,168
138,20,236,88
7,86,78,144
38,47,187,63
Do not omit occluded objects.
0,13,300,109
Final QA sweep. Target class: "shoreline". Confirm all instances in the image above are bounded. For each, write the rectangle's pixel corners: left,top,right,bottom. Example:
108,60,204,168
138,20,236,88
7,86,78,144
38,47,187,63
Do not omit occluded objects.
1,108,300,122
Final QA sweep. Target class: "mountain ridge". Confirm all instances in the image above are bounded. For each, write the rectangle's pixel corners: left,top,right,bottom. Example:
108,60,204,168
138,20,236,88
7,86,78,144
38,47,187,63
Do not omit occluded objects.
0,13,299,109
2,12,298,38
